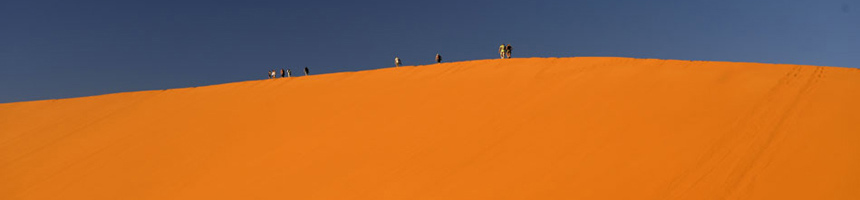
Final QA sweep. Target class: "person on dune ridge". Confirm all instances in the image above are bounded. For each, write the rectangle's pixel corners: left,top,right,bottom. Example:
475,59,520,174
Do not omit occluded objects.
499,44,506,59
506,44,512,58
436,53,442,63
395,57,402,67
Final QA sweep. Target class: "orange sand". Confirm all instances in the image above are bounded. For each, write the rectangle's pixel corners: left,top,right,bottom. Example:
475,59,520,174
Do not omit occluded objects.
2,57,859,199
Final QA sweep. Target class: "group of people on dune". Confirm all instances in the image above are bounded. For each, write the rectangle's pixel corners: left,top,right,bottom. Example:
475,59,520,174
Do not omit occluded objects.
267,67,308,79
394,44,513,67
394,53,443,67
270,44,514,76
499,44,513,59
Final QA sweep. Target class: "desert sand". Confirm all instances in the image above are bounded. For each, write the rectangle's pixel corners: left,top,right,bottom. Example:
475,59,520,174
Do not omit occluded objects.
1,57,859,199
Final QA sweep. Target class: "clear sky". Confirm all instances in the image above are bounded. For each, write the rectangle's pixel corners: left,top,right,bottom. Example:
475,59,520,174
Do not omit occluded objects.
1,0,858,103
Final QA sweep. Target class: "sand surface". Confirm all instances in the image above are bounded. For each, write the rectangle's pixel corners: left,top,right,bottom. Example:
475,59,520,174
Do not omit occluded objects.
2,57,859,199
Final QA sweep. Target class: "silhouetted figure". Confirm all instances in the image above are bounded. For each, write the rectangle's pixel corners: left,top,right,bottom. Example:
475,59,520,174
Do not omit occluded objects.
287,69,292,77
304,67,309,76
506,44,512,58
267,70,273,79
499,44,506,59
280,69,285,77
435,53,442,63
395,57,402,67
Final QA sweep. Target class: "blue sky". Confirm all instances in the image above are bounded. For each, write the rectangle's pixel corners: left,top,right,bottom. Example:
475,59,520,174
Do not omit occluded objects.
1,0,858,103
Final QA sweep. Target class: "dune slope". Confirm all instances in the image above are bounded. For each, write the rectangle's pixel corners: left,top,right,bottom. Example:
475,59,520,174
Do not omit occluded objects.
1,57,859,199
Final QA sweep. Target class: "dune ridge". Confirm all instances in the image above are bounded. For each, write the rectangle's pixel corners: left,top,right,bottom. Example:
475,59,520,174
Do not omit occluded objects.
1,57,859,199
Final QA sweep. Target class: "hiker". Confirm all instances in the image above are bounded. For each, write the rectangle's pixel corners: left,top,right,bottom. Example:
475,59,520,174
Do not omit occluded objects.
280,69,285,78
499,44,506,59
271,70,276,78
304,67,309,76
287,69,292,77
267,70,272,79
395,57,402,67
435,53,442,63
506,44,512,58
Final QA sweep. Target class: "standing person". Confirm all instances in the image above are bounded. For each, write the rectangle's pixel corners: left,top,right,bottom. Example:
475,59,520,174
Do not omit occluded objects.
395,57,402,67
304,67,309,76
280,69,285,78
287,69,292,77
435,53,442,63
268,70,273,79
499,44,506,59
506,44,512,59
271,70,276,78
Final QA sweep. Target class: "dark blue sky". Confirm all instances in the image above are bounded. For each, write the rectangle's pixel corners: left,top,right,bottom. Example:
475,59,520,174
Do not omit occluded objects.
2,0,858,103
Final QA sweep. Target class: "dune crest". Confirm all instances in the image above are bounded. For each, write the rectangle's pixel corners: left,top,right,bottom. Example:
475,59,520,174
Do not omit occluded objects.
2,57,859,199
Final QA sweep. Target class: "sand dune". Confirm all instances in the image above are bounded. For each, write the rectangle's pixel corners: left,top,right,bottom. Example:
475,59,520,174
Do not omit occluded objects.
1,57,859,199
